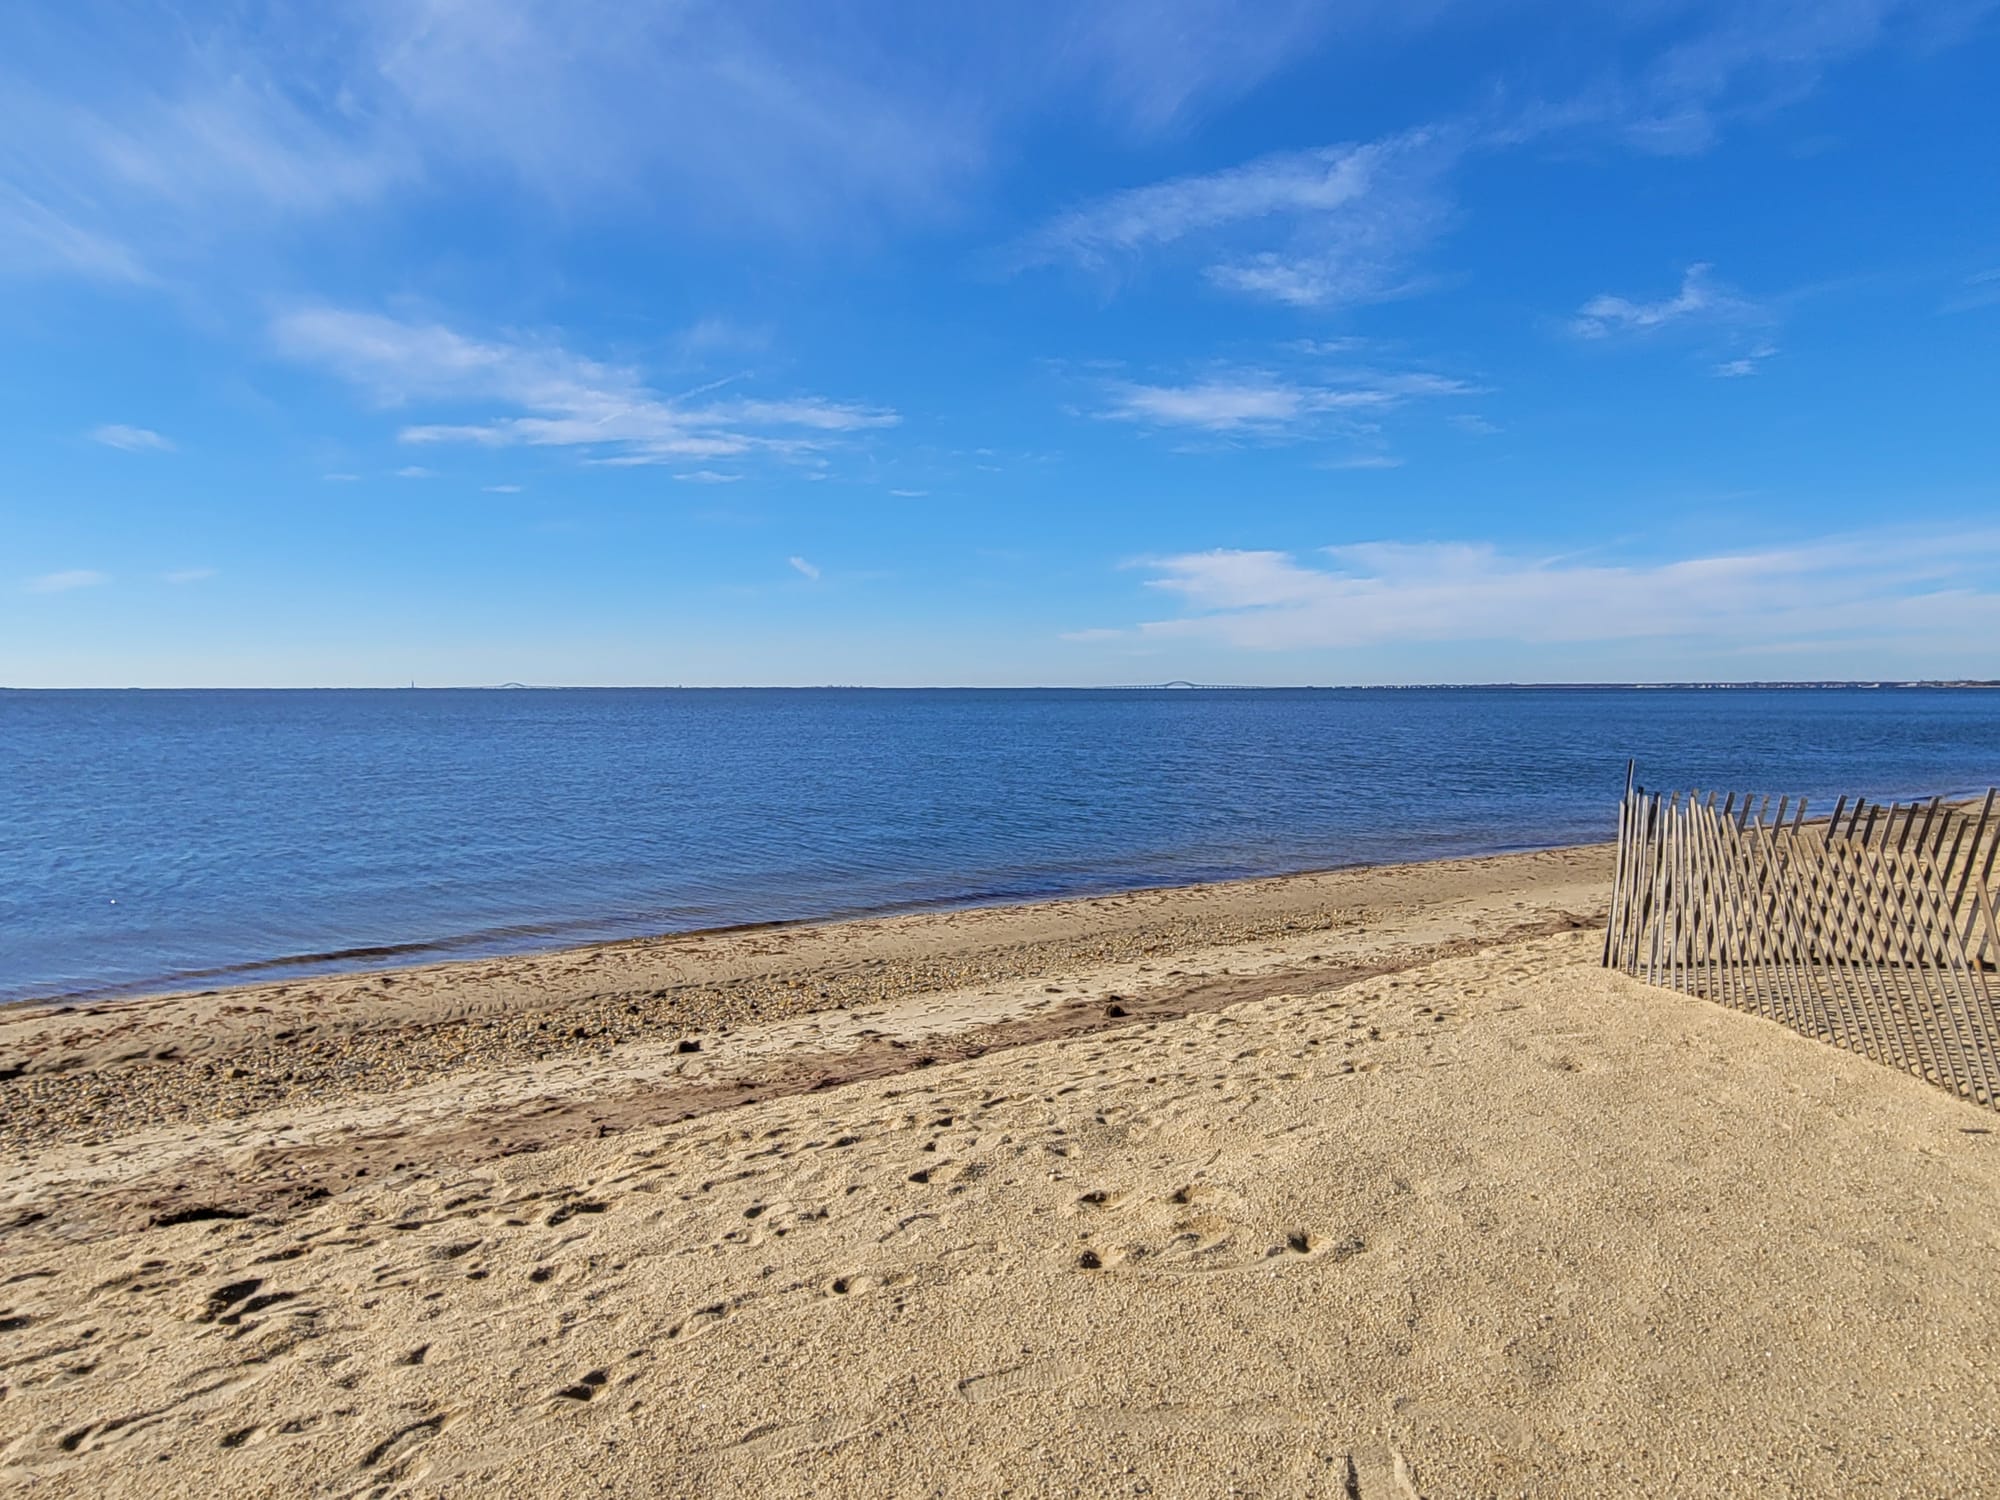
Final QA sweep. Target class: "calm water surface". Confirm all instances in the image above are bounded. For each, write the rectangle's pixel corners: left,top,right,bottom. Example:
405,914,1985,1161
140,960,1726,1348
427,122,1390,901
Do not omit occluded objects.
4,687,1998,1004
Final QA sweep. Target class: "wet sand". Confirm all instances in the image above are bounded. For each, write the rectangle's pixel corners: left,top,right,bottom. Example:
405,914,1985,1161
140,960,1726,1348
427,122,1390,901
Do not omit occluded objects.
6,842,2000,1497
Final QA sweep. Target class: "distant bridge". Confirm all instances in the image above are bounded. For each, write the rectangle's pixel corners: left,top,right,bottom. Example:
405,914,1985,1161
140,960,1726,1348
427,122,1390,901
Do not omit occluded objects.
1102,680,1267,690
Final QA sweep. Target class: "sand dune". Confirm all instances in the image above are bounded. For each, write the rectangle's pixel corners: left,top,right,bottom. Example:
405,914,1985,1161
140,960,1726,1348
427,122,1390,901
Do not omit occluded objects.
6,847,2000,1497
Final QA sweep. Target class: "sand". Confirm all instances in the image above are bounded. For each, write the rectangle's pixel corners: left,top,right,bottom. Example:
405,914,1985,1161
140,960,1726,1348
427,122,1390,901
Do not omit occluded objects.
5,843,2000,1497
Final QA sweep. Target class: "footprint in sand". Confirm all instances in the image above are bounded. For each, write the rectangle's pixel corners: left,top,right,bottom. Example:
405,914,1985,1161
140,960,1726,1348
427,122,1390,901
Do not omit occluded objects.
550,1368,609,1405
340,1410,455,1498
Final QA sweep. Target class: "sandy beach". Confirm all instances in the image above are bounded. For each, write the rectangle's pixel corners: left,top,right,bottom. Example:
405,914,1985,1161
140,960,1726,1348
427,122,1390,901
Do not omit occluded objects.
6,842,2000,1497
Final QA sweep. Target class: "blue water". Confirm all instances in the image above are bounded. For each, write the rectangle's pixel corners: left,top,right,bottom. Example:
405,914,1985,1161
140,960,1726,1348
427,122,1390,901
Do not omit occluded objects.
4,687,1998,1005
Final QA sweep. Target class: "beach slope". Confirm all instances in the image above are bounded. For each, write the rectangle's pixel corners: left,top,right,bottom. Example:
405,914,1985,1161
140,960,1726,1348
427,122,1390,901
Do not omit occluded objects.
5,845,2000,1497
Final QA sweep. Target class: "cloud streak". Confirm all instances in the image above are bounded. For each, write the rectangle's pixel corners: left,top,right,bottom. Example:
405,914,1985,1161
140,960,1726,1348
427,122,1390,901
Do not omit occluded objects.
0,1,1358,282
1612,0,1978,156
1571,262,1765,339
89,423,174,452
1080,530,2000,651
275,308,896,468
1571,263,1778,374
1094,363,1478,440
1010,2,1976,314
27,569,108,593
1014,129,1459,309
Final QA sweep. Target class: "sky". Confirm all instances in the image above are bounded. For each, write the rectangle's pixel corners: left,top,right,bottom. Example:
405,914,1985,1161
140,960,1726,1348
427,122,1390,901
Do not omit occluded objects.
3,0,1998,687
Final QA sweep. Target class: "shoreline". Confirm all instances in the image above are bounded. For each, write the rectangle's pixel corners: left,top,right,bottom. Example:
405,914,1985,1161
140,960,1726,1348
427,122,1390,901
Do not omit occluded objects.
7,840,1616,1019
18,774,1992,1014
1,843,1612,1159
10,833,2000,1494
7,833,1611,1012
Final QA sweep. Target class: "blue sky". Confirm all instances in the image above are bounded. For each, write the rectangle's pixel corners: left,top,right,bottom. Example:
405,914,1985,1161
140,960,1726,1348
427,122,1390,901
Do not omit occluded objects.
3,0,1998,686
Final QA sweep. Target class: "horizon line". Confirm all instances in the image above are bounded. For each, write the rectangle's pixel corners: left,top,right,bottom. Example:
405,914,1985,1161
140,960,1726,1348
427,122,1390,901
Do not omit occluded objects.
6,680,1999,693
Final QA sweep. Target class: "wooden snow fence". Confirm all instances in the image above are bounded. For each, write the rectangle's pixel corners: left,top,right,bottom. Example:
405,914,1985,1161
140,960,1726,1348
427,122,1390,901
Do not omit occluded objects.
1604,770,2000,1108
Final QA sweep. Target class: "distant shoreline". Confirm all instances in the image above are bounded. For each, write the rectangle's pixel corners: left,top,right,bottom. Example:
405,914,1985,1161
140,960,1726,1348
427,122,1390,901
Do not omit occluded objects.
4,680,1998,693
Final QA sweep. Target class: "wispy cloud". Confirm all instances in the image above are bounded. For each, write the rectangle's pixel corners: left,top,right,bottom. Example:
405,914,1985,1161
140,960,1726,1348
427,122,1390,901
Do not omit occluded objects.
1008,2,1971,317
4,0,1974,313
162,567,216,584
1078,529,2000,651
1942,267,2000,314
6,0,1975,297
1106,379,1329,430
0,184,154,282
1014,128,1459,309
27,569,108,593
0,18,404,283
275,308,896,468
482,483,524,494
1056,0,1340,136
88,423,173,452
674,470,743,484
788,555,821,580
1572,263,1741,337
1613,0,1971,156
396,465,436,479
1711,343,1779,378
1571,263,1778,374
1096,363,1477,438
1,1,1354,284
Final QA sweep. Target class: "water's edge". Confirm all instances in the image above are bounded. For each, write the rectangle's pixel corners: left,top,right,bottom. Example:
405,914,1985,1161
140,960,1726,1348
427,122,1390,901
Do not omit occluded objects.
12,833,1609,1012
12,687,1997,1007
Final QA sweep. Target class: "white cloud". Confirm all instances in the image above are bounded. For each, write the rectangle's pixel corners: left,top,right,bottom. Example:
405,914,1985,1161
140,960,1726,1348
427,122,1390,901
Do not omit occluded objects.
674,470,743,484
1571,264,1778,374
0,184,154,281
274,307,896,468
163,567,216,584
1572,263,1738,338
396,465,436,479
1057,0,1340,135
1711,343,1778,378
483,483,524,493
27,569,108,593
889,488,929,497
358,1,1368,222
788,555,822,580
4,0,1972,310
1615,0,1962,156
1004,3,1968,318
88,423,173,452
1014,128,1458,310
0,1,1348,281
1107,379,1325,430
0,22,406,282
1083,529,2000,651
1098,364,1476,436
322,472,361,482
